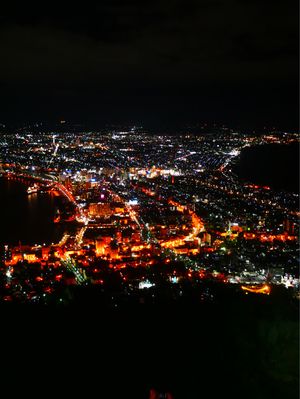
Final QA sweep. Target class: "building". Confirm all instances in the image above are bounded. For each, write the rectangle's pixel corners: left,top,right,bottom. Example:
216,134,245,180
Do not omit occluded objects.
89,202,113,218
283,218,295,235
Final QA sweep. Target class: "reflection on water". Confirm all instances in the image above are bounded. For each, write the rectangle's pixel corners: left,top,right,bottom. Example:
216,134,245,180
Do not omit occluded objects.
0,178,65,245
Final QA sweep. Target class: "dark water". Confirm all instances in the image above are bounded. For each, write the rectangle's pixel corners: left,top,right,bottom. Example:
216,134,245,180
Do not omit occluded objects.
0,178,65,245
234,142,299,193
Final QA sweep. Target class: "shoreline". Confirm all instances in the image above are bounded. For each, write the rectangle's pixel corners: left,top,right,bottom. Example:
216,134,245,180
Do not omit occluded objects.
228,142,299,194
0,176,70,247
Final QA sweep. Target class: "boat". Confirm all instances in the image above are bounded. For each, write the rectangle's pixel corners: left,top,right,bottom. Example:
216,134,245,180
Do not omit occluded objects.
54,208,61,223
27,184,39,194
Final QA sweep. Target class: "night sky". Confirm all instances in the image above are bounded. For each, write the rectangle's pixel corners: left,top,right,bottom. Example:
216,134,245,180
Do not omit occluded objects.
0,1,298,130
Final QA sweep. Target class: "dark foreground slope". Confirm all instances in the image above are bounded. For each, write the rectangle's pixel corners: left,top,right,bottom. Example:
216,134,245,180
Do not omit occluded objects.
1,286,298,399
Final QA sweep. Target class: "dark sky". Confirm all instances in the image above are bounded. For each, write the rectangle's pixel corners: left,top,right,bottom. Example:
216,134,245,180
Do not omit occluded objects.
0,1,298,130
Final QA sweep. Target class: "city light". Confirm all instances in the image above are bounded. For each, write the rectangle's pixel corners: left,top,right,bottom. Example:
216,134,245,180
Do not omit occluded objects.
0,128,298,303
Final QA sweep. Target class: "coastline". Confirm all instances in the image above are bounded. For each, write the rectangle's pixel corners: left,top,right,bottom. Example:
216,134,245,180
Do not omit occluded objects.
228,141,299,194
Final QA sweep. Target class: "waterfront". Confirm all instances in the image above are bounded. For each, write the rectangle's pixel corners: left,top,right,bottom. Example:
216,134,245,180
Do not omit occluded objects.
234,142,299,193
0,129,298,399
0,141,298,247
0,177,65,245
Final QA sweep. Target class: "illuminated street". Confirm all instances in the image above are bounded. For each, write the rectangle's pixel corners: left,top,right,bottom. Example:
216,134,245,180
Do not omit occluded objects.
0,128,298,304
0,5,298,398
